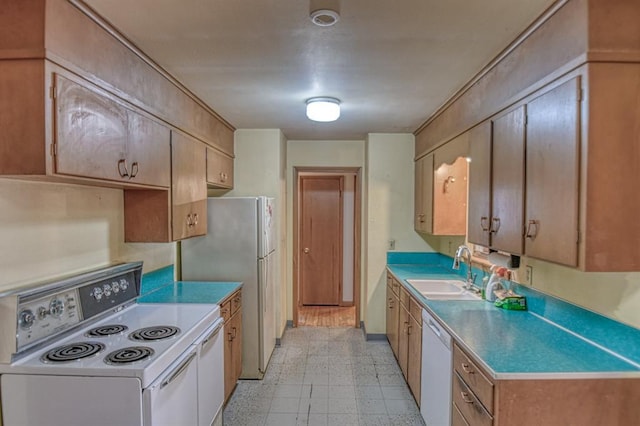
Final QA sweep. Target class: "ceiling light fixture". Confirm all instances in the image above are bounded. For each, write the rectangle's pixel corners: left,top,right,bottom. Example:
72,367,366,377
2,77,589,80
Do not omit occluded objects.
310,9,340,27
306,97,341,122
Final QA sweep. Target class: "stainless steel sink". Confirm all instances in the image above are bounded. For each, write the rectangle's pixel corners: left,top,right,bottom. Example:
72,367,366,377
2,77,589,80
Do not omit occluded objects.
406,279,482,301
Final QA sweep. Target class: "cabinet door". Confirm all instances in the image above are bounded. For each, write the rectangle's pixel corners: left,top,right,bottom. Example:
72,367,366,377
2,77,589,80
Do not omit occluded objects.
54,74,127,181
386,282,399,358
467,122,492,247
206,147,234,189
414,154,434,234
526,78,580,266
398,303,410,379
233,310,243,382
407,312,422,404
433,156,468,235
491,106,526,254
127,110,170,187
224,315,235,402
171,131,207,241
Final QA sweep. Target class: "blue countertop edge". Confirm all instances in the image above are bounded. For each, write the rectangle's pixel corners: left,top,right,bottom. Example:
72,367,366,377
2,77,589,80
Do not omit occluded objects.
138,265,242,305
387,251,640,377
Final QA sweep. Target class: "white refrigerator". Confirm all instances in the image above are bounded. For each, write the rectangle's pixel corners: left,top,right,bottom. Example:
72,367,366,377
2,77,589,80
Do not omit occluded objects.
181,196,276,379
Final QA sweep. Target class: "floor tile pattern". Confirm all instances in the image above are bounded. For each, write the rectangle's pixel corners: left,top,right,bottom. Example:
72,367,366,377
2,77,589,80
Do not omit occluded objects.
224,327,424,426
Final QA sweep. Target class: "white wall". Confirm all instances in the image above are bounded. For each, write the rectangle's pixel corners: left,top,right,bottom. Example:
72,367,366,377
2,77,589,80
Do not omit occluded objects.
229,129,288,337
0,179,174,292
365,134,433,333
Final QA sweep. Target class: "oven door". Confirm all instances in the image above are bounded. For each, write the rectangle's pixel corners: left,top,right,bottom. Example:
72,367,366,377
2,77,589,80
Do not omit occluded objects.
195,317,225,426
143,347,199,426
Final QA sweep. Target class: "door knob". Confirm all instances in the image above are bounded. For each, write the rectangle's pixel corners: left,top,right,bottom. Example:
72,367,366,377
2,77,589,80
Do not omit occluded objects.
303,248,310,254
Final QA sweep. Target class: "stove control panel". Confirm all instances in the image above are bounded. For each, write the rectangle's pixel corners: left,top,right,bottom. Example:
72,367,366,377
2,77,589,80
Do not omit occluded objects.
78,271,138,320
17,290,80,349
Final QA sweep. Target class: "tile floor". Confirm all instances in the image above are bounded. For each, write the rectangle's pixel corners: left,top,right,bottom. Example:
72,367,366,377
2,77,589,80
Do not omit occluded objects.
223,326,425,426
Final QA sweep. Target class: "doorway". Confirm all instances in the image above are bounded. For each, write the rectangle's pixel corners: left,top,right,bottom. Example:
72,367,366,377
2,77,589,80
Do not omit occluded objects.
293,167,361,328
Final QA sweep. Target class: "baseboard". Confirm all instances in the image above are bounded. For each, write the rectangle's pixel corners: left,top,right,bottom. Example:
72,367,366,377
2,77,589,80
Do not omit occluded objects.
286,320,293,328
360,321,388,341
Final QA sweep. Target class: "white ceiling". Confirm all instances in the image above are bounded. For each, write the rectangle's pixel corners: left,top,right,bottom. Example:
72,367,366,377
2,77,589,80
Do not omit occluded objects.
83,0,555,140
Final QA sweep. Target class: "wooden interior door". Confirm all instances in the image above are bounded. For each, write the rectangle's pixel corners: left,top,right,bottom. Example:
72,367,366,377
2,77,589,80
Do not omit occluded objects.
300,176,343,306
491,106,526,254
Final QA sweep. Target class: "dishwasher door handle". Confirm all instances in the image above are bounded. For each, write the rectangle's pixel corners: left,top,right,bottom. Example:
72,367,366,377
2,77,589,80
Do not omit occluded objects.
427,319,442,338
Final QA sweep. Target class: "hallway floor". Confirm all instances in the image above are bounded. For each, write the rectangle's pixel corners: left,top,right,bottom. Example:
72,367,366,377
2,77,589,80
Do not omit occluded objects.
223,326,424,425
298,306,356,327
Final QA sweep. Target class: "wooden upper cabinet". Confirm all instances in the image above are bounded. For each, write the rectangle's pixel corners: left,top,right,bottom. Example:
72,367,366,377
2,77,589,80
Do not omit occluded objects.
54,73,170,188
172,131,207,241
206,147,234,189
414,153,433,234
433,156,467,235
415,134,468,236
525,78,580,267
490,106,526,255
467,122,492,247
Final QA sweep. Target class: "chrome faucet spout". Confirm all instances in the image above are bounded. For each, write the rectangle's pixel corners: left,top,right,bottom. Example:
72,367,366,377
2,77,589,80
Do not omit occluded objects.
453,245,474,289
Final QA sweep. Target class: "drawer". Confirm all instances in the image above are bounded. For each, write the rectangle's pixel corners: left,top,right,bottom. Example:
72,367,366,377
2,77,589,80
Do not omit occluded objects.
453,372,493,426
391,278,400,296
453,344,494,413
452,402,470,426
220,300,231,322
409,296,422,322
231,290,242,314
400,286,410,307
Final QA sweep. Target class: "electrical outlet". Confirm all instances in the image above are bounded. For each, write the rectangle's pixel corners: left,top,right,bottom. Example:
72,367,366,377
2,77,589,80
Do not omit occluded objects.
525,265,533,286
388,239,396,250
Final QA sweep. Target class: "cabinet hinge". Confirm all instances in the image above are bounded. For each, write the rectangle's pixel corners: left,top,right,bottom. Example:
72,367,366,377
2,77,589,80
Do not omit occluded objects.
50,85,56,99
50,143,57,157
577,230,582,244
578,88,584,102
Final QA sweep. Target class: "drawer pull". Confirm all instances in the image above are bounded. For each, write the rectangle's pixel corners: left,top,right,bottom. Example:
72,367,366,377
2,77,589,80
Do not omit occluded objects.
460,391,474,404
461,362,475,374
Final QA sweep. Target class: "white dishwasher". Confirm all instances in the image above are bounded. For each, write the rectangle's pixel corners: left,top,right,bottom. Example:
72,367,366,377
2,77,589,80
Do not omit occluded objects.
421,309,453,426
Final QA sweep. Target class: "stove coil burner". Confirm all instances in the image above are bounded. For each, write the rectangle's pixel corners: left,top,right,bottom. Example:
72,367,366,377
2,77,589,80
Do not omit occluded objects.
85,324,129,337
129,326,181,342
41,342,105,363
104,346,154,365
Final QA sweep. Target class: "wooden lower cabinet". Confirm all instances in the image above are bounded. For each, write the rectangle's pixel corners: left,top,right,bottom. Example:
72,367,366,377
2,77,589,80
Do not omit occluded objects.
386,277,400,359
452,342,640,426
223,290,243,402
394,280,422,405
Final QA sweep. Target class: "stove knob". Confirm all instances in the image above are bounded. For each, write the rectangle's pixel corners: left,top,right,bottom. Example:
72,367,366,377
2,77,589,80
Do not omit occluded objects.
49,299,65,318
102,283,112,298
37,306,48,320
92,287,104,301
19,309,35,330
112,281,120,293
119,279,129,291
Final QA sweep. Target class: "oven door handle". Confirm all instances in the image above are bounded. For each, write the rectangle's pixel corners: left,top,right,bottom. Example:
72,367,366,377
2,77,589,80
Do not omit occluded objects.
201,318,224,349
160,350,197,389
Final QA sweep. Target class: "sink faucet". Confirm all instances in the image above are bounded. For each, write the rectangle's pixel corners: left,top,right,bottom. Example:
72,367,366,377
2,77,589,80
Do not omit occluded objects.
453,245,476,290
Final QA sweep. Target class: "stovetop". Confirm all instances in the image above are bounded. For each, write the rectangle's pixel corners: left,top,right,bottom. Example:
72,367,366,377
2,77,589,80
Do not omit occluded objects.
2,302,220,387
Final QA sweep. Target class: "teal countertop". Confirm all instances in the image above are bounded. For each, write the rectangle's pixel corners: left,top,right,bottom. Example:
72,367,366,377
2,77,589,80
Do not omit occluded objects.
387,252,640,379
137,265,242,305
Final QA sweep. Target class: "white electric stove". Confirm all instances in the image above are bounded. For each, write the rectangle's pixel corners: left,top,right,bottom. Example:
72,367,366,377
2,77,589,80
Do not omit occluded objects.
0,262,224,426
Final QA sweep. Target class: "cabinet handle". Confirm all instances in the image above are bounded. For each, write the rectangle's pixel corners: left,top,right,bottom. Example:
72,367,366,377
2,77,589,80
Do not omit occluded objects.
480,216,490,232
117,159,129,178
388,298,394,309
219,171,224,182
193,213,198,225
232,326,237,339
460,391,474,404
461,362,475,375
129,162,139,179
490,217,501,234
417,213,425,223
228,331,234,341
407,324,412,335
525,219,539,239
186,213,193,227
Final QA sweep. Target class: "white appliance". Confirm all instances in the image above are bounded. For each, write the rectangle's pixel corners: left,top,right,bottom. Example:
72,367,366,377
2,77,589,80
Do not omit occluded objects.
0,262,223,426
421,309,453,426
181,196,277,379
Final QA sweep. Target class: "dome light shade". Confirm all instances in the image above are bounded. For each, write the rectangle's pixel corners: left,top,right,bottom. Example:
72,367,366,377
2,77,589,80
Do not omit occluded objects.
306,97,341,122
